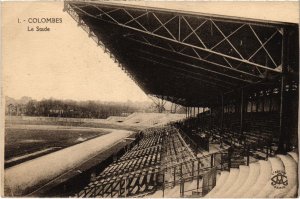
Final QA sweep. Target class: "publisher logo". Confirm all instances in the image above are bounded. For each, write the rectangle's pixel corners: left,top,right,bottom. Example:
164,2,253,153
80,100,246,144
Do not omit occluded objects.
271,170,288,189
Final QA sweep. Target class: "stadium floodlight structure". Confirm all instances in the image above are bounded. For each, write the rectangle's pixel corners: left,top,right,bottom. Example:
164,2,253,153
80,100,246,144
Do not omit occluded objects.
64,1,298,154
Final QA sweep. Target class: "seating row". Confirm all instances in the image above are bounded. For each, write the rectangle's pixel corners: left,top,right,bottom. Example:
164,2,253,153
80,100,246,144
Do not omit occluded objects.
161,127,197,181
120,145,161,161
74,127,165,197
78,166,160,197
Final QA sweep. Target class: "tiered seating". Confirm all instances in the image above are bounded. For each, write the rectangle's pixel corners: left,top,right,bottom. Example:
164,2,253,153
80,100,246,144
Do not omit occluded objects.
176,111,282,162
144,127,201,198
205,153,298,198
120,145,161,161
192,126,275,163
74,128,164,198
145,170,204,198
98,154,160,179
162,127,196,181
130,136,162,151
229,146,246,168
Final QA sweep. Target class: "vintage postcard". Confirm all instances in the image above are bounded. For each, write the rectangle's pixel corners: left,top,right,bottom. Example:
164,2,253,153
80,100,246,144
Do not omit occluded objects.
1,1,299,198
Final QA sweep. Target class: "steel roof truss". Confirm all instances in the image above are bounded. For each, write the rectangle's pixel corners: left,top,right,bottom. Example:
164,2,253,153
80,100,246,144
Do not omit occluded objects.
135,55,235,89
126,36,260,81
69,3,284,74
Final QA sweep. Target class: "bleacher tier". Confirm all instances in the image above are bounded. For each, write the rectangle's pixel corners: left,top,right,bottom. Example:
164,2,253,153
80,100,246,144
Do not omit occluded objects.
72,119,298,198
74,128,164,197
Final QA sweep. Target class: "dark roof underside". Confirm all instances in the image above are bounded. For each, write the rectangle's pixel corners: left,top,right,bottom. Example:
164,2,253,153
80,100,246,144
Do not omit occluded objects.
65,1,299,106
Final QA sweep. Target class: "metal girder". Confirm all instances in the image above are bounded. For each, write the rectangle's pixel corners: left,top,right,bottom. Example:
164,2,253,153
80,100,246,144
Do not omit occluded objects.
64,2,154,95
67,1,288,77
134,54,236,89
125,35,262,82
148,95,167,113
136,48,250,83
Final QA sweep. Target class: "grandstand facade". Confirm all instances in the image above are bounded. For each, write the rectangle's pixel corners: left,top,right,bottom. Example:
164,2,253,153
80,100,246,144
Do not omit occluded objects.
63,1,299,198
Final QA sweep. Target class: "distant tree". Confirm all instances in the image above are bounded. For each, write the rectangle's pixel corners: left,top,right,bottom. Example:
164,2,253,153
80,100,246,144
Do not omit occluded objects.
5,96,153,118
25,100,36,115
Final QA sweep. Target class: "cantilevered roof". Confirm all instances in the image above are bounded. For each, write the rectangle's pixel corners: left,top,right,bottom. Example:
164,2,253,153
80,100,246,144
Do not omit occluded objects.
94,1,299,24
64,1,299,106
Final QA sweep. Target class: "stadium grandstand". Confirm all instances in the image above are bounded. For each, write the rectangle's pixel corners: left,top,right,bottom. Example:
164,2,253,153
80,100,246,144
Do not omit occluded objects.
29,1,298,197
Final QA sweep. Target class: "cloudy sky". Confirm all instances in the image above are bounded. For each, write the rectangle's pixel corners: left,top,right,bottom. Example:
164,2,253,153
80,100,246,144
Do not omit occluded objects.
2,1,298,102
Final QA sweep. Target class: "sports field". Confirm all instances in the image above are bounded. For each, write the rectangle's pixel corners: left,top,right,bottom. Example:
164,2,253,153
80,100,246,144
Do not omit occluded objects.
5,125,110,168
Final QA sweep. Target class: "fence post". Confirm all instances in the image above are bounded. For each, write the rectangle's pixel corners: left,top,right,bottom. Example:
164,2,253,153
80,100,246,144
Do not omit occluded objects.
228,147,232,169
124,178,127,198
174,167,176,186
181,178,185,197
180,163,183,179
246,145,250,166
266,145,269,160
111,183,113,197
162,170,165,198
192,160,194,179
93,186,96,197
197,159,200,189
119,180,122,196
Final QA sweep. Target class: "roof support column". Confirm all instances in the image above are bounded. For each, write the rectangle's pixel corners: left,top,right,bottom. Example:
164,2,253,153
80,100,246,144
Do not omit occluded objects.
202,107,205,130
240,88,244,135
192,107,194,117
186,107,188,118
277,75,288,154
277,27,289,154
221,94,224,131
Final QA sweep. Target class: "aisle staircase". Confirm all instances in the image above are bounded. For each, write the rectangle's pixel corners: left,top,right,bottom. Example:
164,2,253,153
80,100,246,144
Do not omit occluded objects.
205,152,298,198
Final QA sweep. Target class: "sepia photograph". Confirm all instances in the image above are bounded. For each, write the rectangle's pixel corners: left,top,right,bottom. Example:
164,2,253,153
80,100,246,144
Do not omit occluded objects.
1,1,299,198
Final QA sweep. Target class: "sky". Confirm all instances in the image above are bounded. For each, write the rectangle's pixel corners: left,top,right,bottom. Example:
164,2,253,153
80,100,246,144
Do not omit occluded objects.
2,1,299,102
2,2,150,102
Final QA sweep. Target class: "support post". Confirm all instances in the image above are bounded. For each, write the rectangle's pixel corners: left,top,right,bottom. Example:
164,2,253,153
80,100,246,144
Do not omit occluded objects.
210,107,212,129
186,107,188,118
246,145,250,166
202,107,205,130
124,178,127,198
180,163,183,178
162,171,165,198
278,75,287,154
228,147,232,169
240,88,244,135
174,167,176,186
111,183,113,197
221,94,224,131
197,159,200,189
277,27,290,154
181,178,185,197
192,160,194,178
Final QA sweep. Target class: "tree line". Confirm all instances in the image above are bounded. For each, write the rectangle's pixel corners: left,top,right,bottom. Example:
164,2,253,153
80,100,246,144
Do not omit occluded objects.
6,98,151,119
